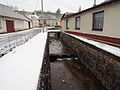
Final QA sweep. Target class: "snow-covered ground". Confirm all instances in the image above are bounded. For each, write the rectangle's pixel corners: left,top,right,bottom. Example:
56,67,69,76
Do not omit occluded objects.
0,32,47,90
48,30,61,32
66,33,120,57
0,28,41,56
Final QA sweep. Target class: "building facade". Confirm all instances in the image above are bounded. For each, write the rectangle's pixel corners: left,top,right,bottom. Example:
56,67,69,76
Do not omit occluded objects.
62,0,120,46
0,4,31,33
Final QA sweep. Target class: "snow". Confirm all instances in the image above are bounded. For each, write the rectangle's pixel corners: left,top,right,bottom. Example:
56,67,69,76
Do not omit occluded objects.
66,33,120,57
48,30,61,32
0,28,41,55
0,32,47,90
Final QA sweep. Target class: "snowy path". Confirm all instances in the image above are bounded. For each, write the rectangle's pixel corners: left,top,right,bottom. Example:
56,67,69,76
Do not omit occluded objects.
0,32,47,90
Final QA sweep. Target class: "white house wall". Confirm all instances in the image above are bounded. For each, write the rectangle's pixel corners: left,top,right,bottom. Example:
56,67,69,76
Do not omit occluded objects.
0,17,30,33
14,19,24,31
32,18,39,27
0,17,7,33
23,21,29,29
14,19,29,31
63,2,120,38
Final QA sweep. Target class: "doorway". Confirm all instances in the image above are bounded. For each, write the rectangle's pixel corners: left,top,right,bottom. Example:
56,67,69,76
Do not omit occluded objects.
6,20,15,33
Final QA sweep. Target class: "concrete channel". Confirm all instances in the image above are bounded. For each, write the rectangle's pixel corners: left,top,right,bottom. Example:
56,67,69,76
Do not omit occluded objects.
49,32,107,90
37,31,119,90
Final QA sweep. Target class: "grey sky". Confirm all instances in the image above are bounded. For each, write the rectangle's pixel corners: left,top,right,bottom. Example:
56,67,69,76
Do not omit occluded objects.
0,0,105,13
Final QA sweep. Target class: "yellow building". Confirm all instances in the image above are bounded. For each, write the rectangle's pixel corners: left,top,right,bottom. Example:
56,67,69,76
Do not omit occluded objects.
62,0,120,46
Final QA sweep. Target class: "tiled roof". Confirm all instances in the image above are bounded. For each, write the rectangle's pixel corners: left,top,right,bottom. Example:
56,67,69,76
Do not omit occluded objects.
0,3,29,21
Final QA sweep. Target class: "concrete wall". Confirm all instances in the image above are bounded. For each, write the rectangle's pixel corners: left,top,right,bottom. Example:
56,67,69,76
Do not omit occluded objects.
37,35,51,90
0,16,30,33
62,1,120,38
61,33,120,90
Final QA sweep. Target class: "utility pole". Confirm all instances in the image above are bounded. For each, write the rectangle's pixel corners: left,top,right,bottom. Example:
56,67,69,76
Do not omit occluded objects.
41,0,44,32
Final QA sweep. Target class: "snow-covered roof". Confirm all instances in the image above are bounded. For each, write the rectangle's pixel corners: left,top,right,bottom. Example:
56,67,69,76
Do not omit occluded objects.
66,33,120,57
0,3,29,21
0,32,47,90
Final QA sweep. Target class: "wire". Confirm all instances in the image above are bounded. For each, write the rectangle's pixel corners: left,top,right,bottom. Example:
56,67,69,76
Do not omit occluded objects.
58,0,76,8
34,0,39,11
51,0,78,11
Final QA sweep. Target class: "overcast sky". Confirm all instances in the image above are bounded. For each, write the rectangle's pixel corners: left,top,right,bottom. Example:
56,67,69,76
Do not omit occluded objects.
0,0,105,13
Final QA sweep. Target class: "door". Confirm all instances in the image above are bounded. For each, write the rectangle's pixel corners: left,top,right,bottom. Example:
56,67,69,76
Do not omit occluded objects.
28,21,31,29
6,20,15,33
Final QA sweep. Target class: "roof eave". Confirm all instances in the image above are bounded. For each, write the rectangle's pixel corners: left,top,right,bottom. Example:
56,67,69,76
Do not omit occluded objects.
63,0,120,19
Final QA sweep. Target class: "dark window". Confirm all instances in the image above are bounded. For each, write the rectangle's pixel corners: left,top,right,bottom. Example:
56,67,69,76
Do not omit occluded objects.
93,11,104,30
66,19,69,29
75,16,80,29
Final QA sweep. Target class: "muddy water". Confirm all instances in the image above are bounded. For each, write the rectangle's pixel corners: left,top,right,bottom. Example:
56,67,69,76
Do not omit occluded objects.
51,60,105,90
49,32,106,90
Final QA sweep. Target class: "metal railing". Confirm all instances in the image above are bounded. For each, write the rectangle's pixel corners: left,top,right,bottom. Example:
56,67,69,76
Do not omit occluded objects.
0,28,41,57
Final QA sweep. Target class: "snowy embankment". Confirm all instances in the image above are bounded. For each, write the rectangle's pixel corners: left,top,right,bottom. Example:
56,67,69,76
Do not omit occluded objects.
0,32,47,90
0,28,41,56
66,33,120,57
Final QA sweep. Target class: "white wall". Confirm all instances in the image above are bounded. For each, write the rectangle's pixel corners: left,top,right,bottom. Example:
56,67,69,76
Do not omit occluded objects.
31,18,39,27
14,19,29,31
62,2,120,38
0,17,30,33
0,17,7,33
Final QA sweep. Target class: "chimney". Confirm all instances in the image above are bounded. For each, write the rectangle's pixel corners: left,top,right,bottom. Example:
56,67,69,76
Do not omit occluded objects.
93,0,96,6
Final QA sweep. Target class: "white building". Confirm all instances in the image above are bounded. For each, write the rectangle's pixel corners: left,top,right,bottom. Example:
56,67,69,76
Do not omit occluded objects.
0,4,31,33
30,15,39,28
62,0,120,46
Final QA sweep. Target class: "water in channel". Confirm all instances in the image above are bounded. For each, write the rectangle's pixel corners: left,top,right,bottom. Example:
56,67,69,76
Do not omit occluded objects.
49,32,106,90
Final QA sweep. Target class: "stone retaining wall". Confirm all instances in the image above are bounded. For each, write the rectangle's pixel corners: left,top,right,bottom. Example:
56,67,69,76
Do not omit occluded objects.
61,32,120,90
37,34,51,90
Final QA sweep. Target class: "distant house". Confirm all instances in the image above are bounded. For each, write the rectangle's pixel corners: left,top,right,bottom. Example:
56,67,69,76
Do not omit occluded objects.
39,17,57,27
25,14,57,27
30,16,39,28
0,4,32,33
61,0,120,46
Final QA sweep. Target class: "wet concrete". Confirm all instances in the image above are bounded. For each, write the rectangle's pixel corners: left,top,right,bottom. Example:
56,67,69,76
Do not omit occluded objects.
49,32,106,90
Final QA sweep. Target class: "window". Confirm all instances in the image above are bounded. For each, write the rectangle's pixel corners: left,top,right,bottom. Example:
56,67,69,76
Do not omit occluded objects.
93,11,104,30
75,16,80,29
66,19,69,29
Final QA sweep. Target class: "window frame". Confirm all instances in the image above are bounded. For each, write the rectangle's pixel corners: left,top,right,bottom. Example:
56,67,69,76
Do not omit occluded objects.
92,11,104,31
75,16,80,30
66,19,69,29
